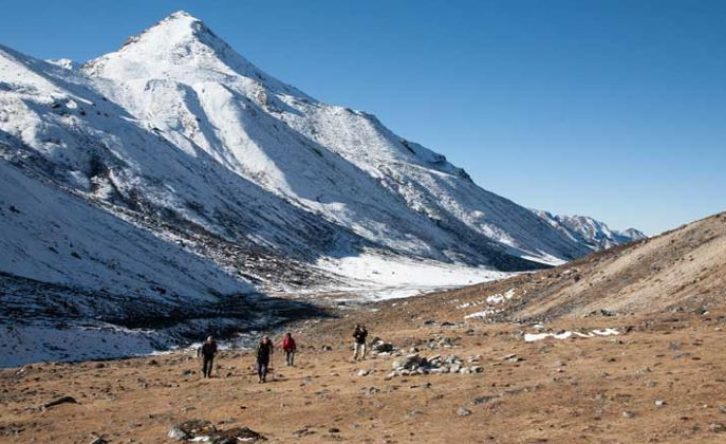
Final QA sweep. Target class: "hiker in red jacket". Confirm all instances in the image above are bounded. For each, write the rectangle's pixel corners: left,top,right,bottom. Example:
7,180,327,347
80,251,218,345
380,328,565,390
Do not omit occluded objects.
281,332,297,366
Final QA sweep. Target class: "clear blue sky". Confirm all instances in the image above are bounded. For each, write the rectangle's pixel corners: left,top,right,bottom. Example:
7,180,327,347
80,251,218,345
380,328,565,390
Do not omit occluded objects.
1,0,724,234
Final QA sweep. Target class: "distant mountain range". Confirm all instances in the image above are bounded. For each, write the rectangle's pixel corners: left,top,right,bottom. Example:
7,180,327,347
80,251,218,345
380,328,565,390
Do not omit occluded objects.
532,211,646,251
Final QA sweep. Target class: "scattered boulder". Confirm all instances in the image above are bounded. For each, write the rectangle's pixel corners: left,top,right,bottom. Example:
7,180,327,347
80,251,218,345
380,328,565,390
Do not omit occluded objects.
710,423,726,433
392,354,427,371
456,407,472,417
370,338,395,353
210,427,267,442
168,420,266,442
173,419,217,437
388,354,482,378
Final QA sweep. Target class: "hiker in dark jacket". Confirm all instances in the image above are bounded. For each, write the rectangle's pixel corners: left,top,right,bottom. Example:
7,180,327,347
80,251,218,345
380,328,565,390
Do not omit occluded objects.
256,335,274,383
198,336,217,378
280,332,297,366
352,324,368,361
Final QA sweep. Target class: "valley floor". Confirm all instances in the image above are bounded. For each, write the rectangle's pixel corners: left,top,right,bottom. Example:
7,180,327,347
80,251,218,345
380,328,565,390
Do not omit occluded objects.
2,294,726,443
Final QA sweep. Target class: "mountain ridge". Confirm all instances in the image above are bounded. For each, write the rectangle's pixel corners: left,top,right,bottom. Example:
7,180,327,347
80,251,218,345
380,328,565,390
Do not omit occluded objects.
532,210,647,251
0,11,643,365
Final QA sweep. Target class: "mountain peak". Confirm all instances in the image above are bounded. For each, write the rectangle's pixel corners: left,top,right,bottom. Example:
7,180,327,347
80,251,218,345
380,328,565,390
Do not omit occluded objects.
132,10,221,50
82,10,243,80
166,10,196,20
83,12,306,98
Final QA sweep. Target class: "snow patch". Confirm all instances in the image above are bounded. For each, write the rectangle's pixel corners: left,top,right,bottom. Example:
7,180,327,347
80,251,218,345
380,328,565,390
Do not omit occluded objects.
486,288,516,305
524,328,619,342
313,253,512,301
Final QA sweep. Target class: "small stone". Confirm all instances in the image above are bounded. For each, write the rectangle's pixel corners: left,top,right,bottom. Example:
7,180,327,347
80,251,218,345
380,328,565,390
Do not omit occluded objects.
710,423,726,433
357,369,370,377
622,411,635,418
457,407,472,417
655,399,667,407
167,427,189,441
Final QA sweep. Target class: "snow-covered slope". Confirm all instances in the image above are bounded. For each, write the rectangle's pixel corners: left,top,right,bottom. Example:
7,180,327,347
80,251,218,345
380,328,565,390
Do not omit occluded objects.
533,210,647,251
0,11,640,365
81,11,589,266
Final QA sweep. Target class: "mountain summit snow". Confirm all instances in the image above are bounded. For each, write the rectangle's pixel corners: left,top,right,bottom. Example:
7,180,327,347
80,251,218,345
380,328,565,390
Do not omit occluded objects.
0,12,642,365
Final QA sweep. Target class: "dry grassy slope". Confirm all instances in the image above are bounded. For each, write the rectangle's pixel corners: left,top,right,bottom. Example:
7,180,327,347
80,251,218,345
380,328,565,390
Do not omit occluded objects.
361,211,726,326
514,210,726,320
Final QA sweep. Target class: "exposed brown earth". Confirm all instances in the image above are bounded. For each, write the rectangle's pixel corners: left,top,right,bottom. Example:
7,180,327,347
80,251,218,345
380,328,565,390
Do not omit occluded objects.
1,211,725,443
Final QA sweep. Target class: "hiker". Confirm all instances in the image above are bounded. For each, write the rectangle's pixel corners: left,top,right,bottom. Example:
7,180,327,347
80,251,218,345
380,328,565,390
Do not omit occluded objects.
198,336,218,378
281,332,297,366
256,335,274,383
352,324,368,361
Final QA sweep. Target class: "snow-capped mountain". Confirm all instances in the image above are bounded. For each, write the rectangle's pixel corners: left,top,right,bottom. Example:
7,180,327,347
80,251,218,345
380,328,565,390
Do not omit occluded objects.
532,210,647,251
0,11,640,365
80,11,591,266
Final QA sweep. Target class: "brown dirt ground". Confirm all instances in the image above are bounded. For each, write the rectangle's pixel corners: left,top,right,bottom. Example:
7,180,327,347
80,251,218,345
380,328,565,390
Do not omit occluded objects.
2,306,726,443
